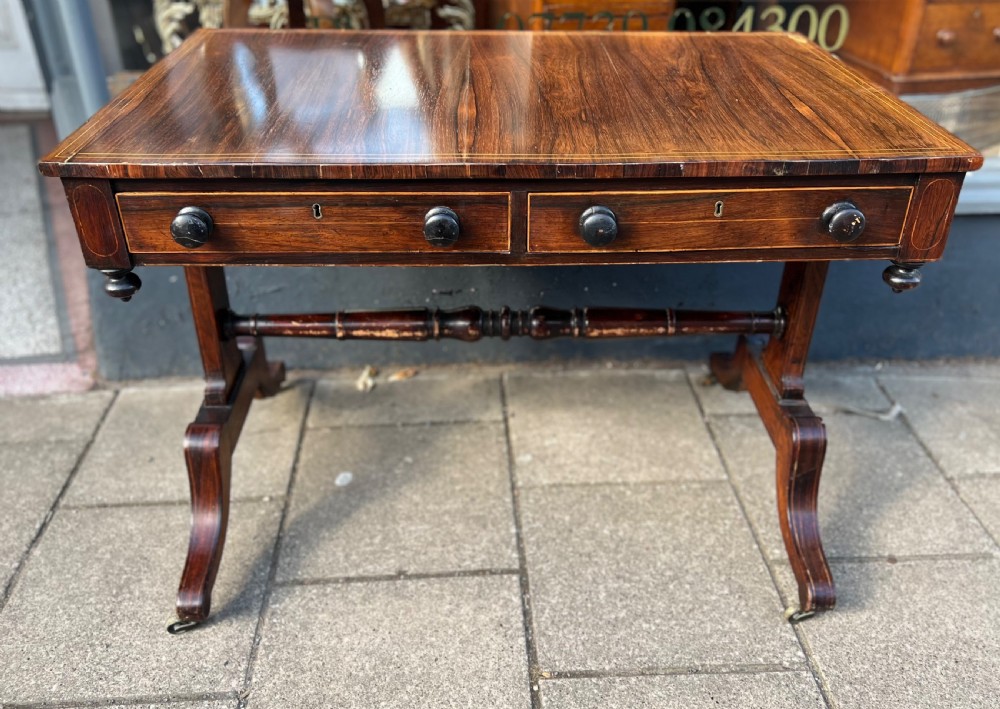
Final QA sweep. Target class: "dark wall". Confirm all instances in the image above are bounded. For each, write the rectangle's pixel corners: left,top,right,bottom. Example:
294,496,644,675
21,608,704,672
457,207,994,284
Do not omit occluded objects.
90,215,1000,380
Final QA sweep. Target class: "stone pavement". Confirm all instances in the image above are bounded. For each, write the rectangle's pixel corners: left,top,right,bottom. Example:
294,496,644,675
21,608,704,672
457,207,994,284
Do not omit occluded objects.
0,361,998,708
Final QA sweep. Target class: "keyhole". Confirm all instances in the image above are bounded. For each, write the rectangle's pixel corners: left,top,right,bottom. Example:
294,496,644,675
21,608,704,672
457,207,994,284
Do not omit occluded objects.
312,203,323,220
714,201,724,218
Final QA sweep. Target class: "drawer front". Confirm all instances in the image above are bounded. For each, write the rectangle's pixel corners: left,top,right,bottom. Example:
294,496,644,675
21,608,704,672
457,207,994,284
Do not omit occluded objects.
912,3,1000,74
118,192,511,254
527,187,912,253
534,1,677,30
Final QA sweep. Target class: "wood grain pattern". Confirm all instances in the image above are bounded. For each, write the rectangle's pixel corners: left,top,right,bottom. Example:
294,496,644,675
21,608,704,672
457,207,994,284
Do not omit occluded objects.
176,336,285,623
527,187,912,253
36,28,983,628
108,174,919,265
711,260,837,614
118,191,511,254
177,419,231,623
226,305,782,340
762,261,830,399
898,174,963,262
740,342,835,614
186,267,244,405
176,267,286,625
39,30,981,180
131,243,902,267
62,179,131,269
492,0,677,30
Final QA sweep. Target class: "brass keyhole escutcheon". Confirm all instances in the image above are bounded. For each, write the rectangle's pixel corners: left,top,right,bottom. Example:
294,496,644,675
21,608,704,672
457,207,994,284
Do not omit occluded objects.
312,203,323,220
714,201,724,218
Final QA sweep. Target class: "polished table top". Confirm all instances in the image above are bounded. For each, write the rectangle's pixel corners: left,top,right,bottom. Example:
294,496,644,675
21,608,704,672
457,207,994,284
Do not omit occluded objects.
40,30,981,181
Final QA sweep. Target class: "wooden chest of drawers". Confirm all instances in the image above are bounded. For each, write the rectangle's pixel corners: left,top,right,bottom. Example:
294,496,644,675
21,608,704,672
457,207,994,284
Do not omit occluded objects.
831,0,1000,93
491,0,676,29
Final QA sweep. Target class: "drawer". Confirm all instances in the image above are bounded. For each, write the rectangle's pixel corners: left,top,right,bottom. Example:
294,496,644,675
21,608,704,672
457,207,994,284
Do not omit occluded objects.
118,192,511,254
532,1,677,30
911,3,1000,74
527,187,912,253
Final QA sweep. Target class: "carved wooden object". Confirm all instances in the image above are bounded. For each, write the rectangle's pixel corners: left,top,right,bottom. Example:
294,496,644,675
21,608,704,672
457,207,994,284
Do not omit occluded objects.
711,261,834,617
169,268,286,632
227,306,783,341
829,0,1000,93
39,30,980,632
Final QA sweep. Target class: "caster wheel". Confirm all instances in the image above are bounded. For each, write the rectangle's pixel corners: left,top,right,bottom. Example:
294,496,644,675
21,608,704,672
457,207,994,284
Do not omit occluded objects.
167,619,201,634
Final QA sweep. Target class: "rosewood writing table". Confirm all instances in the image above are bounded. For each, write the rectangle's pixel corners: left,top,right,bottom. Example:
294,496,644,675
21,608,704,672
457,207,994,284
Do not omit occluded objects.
39,29,981,632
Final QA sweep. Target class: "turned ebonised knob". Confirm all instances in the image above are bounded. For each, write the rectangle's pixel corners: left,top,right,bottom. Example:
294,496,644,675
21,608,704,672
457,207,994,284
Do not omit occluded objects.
424,207,460,247
937,29,957,46
821,201,866,243
883,262,922,293
100,269,142,302
171,206,214,248
579,206,618,247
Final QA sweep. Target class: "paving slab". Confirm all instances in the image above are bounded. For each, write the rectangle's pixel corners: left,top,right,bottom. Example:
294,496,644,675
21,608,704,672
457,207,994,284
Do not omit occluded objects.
879,376,1000,476
0,502,281,704
690,367,892,416
0,440,84,590
539,672,825,709
520,483,804,672
0,125,41,214
877,361,1000,380
0,125,63,362
506,370,724,485
308,374,502,428
711,414,993,559
954,476,1000,547
120,378,311,435
65,383,307,505
0,209,63,360
242,378,312,435
248,576,530,708
0,390,113,444
278,422,517,581
61,702,235,709
774,559,1000,709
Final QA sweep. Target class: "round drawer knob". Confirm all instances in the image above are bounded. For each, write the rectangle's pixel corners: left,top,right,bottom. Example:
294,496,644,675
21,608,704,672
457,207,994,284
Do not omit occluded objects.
937,29,957,46
579,206,618,247
424,207,460,247
822,201,866,243
171,206,214,249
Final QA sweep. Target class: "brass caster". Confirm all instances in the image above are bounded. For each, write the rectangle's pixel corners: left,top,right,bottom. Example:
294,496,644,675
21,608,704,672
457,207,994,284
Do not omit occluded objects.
784,606,816,624
167,619,201,634
699,372,718,387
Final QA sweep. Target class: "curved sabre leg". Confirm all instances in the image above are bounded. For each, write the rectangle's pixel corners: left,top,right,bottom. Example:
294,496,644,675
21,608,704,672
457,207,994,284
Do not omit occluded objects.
723,261,836,619
169,268,284,634
775,407,835,617
172,423,231,628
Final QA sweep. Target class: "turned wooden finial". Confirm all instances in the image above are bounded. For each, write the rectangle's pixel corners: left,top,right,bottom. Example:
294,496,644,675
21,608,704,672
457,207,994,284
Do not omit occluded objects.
101,269,142,302
882,262,922,293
